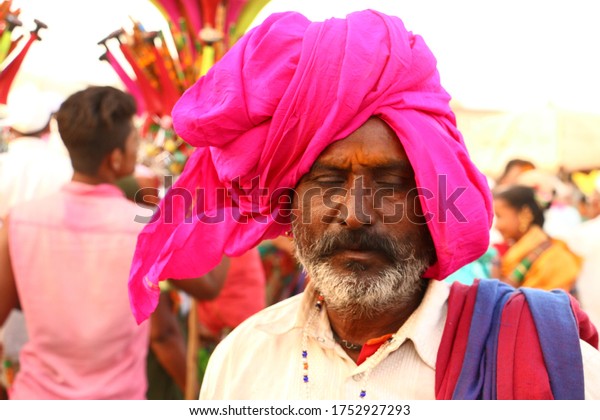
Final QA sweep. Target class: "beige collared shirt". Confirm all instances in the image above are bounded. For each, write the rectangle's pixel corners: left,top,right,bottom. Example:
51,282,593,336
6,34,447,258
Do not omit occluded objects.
200,280,600,400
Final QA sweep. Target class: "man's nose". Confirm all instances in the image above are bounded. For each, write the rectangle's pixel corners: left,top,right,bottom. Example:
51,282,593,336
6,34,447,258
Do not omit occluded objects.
341,176,374,229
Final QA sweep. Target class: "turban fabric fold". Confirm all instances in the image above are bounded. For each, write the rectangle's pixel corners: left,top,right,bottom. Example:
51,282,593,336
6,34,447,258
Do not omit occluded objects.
128,10,493,323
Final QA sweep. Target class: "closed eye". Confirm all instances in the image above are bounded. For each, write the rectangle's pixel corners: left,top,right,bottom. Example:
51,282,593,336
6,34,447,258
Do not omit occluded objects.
375,175,411,189
372,163,414,189
313,176,346,187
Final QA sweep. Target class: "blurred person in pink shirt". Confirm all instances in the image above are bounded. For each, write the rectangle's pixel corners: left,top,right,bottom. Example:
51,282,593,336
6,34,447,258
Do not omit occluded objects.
0,86,149,399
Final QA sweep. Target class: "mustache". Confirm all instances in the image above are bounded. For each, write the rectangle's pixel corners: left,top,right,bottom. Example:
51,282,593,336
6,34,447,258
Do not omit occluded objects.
308,229,406,262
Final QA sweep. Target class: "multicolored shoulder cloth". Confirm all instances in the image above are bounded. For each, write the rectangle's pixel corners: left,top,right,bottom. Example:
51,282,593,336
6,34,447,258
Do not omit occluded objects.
436,279,598,399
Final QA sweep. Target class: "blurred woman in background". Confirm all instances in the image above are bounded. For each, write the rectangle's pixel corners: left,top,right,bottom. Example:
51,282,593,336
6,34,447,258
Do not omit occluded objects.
492,185,581,291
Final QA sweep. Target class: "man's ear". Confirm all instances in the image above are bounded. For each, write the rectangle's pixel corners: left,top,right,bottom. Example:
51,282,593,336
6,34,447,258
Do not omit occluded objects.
521,206,534,220
109,148,124,172
518,206,534,228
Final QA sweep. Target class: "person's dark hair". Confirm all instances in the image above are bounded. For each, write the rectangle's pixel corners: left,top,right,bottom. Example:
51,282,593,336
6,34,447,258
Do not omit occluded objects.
503,159,535,172
494,185,545,227
56,86,137,175
497,159,535,183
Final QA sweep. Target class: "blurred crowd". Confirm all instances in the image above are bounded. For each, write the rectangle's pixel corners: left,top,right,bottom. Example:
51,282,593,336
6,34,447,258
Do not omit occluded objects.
0,85,598,399
445,158,600,328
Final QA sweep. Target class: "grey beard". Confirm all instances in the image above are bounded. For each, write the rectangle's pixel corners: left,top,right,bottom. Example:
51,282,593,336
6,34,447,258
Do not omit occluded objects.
296,249,429,319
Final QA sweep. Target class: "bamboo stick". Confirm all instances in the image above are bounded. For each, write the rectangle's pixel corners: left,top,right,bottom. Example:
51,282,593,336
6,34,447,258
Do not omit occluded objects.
185,299,199,400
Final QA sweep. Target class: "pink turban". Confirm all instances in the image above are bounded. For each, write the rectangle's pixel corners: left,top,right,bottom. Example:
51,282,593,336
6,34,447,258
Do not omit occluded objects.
128,10,493,323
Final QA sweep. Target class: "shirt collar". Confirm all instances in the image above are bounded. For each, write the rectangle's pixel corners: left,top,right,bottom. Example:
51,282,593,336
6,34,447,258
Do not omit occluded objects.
256,278,450,369
397,280,449,369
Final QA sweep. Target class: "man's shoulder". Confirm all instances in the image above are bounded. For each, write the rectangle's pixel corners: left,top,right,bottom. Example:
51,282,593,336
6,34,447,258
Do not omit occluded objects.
229,292,305,336
199,292,305,399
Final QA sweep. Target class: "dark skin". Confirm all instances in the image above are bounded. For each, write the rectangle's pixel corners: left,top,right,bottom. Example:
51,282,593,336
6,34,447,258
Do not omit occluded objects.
169,257,230,300
292,117,432,362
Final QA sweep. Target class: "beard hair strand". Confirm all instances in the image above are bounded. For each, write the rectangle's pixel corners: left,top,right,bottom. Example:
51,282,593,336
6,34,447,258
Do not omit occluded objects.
296,246,429,319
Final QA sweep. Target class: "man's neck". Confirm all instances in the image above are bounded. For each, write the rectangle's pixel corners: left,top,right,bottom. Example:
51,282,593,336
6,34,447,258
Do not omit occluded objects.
71,172,115,186
324,284,427,362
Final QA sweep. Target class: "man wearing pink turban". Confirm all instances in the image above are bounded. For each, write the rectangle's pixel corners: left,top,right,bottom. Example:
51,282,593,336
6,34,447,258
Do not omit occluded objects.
129,10,599,399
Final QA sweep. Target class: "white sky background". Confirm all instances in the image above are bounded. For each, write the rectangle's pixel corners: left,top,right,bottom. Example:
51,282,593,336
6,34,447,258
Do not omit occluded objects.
9,0,600,113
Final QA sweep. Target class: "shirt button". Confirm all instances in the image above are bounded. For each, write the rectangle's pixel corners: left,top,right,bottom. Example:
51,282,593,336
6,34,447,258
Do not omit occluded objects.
353,373,364,381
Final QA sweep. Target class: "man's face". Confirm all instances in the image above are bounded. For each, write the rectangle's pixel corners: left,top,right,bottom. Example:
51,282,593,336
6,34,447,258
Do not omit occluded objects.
291,117,436,317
